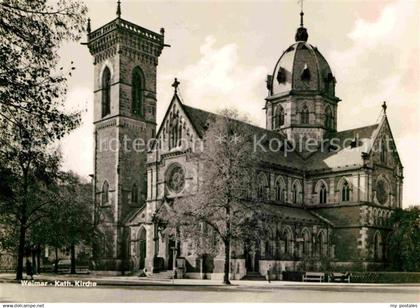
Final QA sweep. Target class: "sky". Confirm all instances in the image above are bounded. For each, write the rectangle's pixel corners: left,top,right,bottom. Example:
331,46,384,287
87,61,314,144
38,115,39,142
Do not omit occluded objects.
58,0,420,207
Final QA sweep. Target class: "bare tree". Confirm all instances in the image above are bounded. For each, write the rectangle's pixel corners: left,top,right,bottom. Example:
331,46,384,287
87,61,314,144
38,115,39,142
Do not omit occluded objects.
158,108,268,284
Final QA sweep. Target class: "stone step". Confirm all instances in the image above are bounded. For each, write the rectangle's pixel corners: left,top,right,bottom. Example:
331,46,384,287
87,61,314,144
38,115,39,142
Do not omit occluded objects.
150,270,174,280
242,272,266,280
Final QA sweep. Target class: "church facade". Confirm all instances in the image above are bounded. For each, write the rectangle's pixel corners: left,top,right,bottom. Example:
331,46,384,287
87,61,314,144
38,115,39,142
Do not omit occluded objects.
86,5,403,278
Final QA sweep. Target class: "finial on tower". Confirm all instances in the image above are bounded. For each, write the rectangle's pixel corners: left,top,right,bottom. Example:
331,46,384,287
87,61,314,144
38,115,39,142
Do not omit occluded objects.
295,0,308,42
116,0,121,18
382,101,387,115
299,0,304,27
87,18,91,34
172,78,180,94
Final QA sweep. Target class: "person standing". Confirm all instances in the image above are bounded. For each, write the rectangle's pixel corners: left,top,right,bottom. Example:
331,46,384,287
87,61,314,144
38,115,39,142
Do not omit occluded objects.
266,264,272,283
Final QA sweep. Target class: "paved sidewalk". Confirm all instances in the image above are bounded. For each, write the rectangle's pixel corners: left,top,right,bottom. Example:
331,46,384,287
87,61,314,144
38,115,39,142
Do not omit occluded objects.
0,273,419,291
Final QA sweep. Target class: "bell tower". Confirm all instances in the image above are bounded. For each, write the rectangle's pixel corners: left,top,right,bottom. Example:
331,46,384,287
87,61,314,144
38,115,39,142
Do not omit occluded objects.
265,7,340,146
86,1,165,270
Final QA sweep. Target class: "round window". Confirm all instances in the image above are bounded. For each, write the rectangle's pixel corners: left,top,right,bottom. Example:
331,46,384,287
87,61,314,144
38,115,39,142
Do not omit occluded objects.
166,164,185,193
376,179,388,205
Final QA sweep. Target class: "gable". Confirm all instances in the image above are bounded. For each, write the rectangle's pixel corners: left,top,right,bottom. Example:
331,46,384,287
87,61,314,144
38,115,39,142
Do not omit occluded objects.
369,116,403,170
155,94,203,152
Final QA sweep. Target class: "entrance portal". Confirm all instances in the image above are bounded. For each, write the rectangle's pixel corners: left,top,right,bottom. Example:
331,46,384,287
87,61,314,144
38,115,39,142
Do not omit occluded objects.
244,241,260,272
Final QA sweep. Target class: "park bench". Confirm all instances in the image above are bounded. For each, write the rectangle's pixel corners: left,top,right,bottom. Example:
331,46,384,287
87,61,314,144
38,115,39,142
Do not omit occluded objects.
302,272,324,282
328,272,351,283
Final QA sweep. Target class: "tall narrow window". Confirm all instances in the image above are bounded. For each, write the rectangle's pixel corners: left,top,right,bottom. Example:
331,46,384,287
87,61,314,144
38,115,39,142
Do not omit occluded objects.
283,228,293,255
302,230,311,255
102,181,109,205
325,106,333,130
257,173,268,200
319,183,327,204
132,67,144,116
273,105,285,129
380,139,387,163
102,67,111,117
341,180,350,202
275,178,284,202
132,183,138,203
301,105,309,124
292,181,301,204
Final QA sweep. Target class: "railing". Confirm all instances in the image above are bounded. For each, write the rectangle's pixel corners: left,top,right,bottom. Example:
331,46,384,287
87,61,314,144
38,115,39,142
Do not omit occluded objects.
88,18,163,44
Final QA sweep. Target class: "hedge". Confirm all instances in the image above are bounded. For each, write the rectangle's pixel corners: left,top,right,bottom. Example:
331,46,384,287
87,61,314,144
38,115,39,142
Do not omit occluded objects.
350,272,420,283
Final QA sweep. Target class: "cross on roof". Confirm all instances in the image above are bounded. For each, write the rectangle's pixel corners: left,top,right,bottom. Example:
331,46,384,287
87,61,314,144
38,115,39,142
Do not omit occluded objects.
382,101,387,115
172,78,180,94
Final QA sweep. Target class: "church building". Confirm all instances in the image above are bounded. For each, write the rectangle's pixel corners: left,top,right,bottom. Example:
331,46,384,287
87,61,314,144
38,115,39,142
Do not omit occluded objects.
86,2,403,278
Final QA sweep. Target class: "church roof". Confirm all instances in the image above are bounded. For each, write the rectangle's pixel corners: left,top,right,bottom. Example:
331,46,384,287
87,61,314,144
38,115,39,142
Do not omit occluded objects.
181,102,305,169
180,101,380,172
305,124,379,171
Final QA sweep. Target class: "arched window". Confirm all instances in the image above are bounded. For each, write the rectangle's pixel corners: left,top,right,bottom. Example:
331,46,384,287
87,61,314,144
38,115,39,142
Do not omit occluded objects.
283,228,293,255
301,105,309,124
102,181,109,205
380,138,387,163
341,180,350,202
132,67,144,116
257,173,269,200
316,231,327,257
292,181,302,204
275,177,285,202
319,183,327,204
302,229,311,256
132,183,138,203
273,105,285,129
102,67,111,117
265,229,274,259
169,112,181,149
325,106,333,130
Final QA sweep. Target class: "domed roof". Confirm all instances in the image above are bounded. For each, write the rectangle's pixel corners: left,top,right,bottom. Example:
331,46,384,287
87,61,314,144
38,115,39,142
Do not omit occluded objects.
268,29,337,99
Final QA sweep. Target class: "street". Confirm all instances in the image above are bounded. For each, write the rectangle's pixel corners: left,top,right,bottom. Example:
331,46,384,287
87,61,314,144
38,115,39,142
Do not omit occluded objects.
0,282,419,303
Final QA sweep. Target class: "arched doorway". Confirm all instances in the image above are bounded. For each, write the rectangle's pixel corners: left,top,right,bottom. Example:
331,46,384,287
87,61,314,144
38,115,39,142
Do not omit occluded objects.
244,240,260,272
138,227,147,270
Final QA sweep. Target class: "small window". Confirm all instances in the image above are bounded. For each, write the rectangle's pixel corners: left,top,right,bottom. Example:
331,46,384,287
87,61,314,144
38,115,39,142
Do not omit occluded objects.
325,106,334,130
301,105,309,124
319,183,327,204
277,67,287,84
291,181,302,204
257,173,268,200
341,181,350,202
283,229,293,255
301,64,311,81
380,139,387,163
102,181,109,205
273,105,285,129
132,183,138,203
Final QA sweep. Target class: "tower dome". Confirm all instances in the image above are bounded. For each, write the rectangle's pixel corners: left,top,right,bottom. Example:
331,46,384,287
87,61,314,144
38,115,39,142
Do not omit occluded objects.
267,12,337,100
264,9,341,143
269,40,336,98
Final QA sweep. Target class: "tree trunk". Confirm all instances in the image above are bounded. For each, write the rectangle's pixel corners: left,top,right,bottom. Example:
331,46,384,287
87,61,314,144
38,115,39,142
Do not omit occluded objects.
54,247,59,273
37,246,41,274
70,244,76,274
15,223,26,280
32,248,37,275
223,238,231,285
